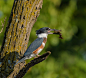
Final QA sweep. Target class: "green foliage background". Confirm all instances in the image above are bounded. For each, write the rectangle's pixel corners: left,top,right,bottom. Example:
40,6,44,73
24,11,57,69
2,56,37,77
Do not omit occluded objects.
0,0,86,78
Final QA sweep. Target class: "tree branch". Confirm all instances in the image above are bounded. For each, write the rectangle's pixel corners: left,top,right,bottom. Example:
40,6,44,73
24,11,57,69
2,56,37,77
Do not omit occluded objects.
15,51,51,78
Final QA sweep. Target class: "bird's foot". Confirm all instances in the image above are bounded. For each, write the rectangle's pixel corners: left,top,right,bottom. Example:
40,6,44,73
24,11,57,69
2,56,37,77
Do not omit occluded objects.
34,55,41,59
34,56,37,59
37,55,41,57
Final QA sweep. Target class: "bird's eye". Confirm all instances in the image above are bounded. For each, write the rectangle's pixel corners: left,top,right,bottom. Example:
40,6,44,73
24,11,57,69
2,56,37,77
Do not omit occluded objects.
46,28,50,30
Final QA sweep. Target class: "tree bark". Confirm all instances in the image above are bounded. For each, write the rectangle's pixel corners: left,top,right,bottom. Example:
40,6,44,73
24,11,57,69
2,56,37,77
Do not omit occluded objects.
0,0,43,78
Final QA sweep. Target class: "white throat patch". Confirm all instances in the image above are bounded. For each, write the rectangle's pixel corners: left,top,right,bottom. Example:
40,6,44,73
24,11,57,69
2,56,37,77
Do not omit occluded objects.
37,33,48,38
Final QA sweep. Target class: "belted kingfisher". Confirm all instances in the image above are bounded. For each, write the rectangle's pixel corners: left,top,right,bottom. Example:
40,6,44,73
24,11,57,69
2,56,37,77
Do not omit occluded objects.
15,27,54,65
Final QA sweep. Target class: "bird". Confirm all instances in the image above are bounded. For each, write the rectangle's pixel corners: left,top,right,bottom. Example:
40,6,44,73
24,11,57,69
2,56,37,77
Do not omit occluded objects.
15,27,54,65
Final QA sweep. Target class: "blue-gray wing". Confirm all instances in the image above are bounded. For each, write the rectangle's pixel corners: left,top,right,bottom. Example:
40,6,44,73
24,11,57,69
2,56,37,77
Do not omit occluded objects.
24,38,43,56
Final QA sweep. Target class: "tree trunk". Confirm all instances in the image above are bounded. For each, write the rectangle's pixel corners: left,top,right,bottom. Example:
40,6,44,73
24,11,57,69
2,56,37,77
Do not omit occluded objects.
0,0,43,77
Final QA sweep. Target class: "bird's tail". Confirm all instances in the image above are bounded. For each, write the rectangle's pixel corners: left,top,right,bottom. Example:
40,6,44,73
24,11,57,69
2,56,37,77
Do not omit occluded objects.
15,56,27,66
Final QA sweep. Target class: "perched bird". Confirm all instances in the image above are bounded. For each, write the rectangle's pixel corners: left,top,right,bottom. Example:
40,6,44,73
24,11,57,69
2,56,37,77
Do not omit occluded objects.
15,27,54,65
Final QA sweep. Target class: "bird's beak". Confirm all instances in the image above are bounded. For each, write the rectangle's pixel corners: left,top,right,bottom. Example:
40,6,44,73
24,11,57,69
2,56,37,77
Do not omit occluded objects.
48,28,63,39
48,29,61,34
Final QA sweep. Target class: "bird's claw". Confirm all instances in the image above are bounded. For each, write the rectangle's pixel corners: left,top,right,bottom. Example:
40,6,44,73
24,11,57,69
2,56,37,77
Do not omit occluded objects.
37,55,41,57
